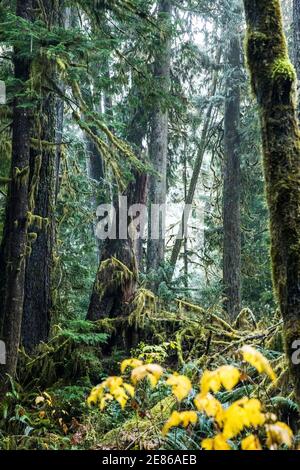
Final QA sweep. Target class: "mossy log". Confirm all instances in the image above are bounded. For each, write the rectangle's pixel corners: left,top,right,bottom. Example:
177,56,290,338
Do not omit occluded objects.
243,0,300,405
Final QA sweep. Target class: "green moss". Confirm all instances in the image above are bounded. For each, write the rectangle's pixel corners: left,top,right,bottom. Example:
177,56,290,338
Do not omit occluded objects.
271,58,296,81
13,166,29,188
99,396,176,448
27,232,38,243
27,211,49,230
28,154,42,211
243,0,300,406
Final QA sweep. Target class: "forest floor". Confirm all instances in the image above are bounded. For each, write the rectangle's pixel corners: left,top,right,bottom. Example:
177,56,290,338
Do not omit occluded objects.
0,292,297,451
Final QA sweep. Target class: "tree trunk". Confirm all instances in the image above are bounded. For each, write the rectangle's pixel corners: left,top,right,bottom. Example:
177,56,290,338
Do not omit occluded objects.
87,86,148,322
147,0,171,275
87,228,138,322
0,0,33,388
21,0,60,352
243,0,300,405
169,58,220,275
223,35,241,320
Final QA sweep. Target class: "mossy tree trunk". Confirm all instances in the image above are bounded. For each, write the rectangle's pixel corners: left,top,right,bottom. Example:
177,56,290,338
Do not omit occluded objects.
223,34,241,320
0,0,34,389
87,85,148,323
243,0,300,404
147,0,171,277
21,0,62,352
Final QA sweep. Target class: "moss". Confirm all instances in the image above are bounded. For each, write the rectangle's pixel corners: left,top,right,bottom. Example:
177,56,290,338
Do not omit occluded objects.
271,58,296,81
13,166,29,188
99,396,176,449
243,0,300,406
27,232,38,243
27,211,49,231
28,154,42,211
94,256,137,305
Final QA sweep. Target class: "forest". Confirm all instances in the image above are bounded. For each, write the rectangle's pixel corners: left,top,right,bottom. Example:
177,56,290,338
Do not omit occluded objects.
1,0,300,454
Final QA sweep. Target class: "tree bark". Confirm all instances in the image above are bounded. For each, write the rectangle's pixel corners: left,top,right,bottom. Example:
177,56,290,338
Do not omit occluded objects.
147,0,171,275
87,86,148,322
243,0,300,405
223,35,241,320
21,0,61,352
0,0,33,388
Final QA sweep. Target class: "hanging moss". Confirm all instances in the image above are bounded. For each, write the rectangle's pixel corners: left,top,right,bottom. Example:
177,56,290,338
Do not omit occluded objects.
94,256,137,304
28,154,42,211
26,211,49,231
13,166,29,188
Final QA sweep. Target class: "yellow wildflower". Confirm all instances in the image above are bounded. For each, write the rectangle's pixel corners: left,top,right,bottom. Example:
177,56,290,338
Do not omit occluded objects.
123,383,135,398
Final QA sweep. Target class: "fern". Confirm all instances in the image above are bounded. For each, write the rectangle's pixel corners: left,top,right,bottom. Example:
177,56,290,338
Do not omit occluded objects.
216,385,255,404
57,320,109,346
270,396,299,414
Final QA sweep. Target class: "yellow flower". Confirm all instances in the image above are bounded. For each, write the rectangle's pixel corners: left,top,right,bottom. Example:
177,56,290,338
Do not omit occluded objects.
241,434,262,450
180,410,198,427
202,434,231,450
162,410,198,435
121,358,143,374
240,345,276,382
166,374,192,401
131,364,163,387
200,365,240,395
194,393,224,426
266,422,293,449
162,410,181,435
